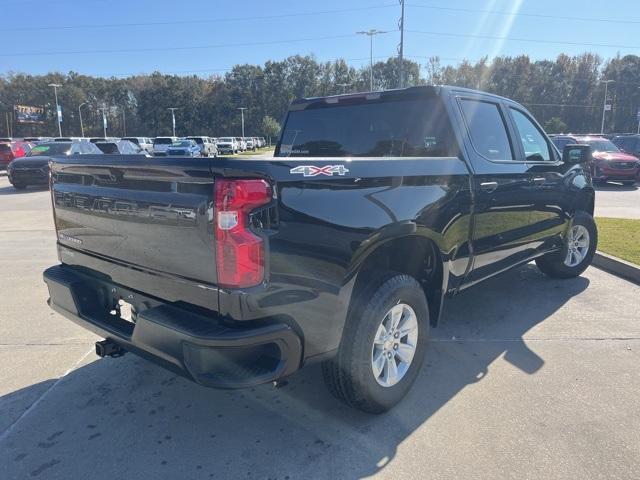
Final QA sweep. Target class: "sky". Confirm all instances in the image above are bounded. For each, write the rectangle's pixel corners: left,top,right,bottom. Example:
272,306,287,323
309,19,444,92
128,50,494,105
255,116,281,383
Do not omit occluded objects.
1,0,638,77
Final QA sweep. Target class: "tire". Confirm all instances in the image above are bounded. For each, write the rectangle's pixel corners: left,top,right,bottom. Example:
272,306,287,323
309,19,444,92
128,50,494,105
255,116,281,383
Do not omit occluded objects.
535,211,597,279
322,273,429,414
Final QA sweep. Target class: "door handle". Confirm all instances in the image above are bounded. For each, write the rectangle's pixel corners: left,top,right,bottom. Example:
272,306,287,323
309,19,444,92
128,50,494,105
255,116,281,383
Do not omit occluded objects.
480,181,498,193
531,177,546,185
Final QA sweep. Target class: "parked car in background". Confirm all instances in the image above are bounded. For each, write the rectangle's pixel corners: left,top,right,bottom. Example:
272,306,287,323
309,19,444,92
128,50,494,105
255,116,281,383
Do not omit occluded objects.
95,139,144,155
244,137,256,151
152,136,177,156
612,134,640,159
185,136,218,157
7,140,102,189
122,137,153,154
0,140,33,170
551,135,639,186
53,137,84,142
216,137,238,154
236,137,247,152
166,139,201,157
258,136,266,147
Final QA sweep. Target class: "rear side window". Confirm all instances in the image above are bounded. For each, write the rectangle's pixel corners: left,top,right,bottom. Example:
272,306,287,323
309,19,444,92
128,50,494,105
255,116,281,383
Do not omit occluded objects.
277,97,459,157
509,108,552,161
459,99,513,160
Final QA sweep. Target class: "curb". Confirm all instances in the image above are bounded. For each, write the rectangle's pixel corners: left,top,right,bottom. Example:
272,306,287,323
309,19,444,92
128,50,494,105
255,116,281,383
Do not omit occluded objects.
592,251,640,285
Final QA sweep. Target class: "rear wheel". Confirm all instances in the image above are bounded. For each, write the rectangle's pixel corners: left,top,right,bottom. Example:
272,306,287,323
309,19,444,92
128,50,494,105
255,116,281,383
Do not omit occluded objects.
322,273,429,413
536,211,597,279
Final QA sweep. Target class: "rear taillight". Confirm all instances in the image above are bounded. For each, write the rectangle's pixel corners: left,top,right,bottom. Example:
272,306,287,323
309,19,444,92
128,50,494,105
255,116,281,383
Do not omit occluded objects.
214,179,272,288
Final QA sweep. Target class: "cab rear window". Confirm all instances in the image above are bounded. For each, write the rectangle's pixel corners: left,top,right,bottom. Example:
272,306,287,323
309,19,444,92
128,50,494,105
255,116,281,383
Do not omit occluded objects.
277,97,459,157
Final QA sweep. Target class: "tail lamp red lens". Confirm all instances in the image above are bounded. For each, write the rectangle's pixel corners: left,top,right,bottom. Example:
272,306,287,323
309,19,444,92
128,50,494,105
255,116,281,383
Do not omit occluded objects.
214,179,271,288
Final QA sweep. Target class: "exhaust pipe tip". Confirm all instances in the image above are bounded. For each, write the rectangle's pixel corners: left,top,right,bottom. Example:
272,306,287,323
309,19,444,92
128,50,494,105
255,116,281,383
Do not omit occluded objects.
95,339,126,358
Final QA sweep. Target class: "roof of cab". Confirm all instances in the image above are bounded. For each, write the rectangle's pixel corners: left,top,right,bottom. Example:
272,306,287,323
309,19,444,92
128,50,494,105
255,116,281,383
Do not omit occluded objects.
290,85,524,111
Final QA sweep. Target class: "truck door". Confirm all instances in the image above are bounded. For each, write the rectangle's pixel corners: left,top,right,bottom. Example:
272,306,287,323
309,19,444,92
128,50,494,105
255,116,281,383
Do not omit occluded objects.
455,95,541,285
506,105,569,255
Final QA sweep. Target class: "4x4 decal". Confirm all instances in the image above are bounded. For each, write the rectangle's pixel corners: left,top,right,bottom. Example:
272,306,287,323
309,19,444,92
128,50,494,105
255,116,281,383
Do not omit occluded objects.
290,165,350,177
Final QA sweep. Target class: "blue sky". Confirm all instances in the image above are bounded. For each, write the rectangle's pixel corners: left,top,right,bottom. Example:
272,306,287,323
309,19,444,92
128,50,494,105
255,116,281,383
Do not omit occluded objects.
1,0,638,77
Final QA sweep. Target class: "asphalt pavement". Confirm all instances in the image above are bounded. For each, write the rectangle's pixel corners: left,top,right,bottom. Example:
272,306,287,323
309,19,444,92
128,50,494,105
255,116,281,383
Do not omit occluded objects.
1,174,639,480
594,183,640,219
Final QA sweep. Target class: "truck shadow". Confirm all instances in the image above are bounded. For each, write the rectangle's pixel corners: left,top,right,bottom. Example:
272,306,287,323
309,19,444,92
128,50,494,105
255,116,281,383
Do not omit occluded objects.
1,265,589,479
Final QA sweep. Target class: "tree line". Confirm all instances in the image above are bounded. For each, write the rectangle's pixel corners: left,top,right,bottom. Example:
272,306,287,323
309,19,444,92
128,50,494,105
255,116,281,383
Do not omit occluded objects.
1,53,638,138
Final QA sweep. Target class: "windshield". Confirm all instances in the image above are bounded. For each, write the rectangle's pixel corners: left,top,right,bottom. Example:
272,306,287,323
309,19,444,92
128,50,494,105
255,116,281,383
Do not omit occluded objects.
586,139,620,153
172,141,193,147
219,137,233,142
123,137,140,145
277,96,458,157
28,143,71,156
187,137,204,144
154,138,173,145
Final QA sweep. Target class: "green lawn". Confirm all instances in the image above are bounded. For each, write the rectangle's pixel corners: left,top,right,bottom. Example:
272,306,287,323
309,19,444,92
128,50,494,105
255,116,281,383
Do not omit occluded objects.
596,217,640,265
235,146,275,156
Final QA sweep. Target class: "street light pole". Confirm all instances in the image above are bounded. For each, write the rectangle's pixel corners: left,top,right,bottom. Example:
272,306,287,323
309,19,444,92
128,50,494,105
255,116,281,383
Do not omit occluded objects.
357,29,387,91
237,107,247,137
600,80,615,134
398,0,405,88
48,83,62,136
167,107,179,137
78,102,87,137
121,107,126,137
98,107,108,137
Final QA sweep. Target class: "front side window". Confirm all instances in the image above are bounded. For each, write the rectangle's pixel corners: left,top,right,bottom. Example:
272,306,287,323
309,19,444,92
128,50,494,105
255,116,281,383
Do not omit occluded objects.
510,108,552,161
459,99,514,161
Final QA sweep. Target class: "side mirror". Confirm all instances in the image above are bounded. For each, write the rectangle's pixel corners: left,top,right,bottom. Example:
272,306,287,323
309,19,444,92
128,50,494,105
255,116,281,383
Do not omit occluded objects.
562,144,592,164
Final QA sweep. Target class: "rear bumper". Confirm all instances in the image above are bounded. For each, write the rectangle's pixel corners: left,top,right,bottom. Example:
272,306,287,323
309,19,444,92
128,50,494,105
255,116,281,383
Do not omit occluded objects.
43,264,302,388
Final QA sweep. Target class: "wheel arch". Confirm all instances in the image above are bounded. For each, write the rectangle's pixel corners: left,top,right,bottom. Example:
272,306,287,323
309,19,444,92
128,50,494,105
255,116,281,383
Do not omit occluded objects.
345,229,446,328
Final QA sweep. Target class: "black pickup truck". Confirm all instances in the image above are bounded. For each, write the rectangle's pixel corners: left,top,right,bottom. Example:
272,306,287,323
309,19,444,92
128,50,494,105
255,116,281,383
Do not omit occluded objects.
43,86,596,413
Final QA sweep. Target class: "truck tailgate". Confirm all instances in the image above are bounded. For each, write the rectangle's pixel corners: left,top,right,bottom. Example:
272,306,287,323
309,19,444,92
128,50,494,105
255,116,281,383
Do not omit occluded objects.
50,155,217,285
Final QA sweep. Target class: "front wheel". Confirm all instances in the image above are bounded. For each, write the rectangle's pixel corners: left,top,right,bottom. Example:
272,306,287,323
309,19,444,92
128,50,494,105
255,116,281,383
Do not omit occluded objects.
536,211,597,279
322,273,429,413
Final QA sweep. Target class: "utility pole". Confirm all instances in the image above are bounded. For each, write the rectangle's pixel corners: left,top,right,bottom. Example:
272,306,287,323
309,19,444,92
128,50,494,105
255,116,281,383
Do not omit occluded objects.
357,29,387,91
98,107,108,137
600,80,614,134
78,102,87,137
237,107,247,137
167,107,179,137
398,0,405,88
337,83,353,94
48,83,62,136
121,107,127,136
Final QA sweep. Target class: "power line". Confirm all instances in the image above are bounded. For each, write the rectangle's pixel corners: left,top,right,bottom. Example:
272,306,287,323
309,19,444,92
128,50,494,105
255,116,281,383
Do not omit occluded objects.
408,2,640,26
0,32,383,57
89,55,397,78
407,30,640,50
0,3,397,33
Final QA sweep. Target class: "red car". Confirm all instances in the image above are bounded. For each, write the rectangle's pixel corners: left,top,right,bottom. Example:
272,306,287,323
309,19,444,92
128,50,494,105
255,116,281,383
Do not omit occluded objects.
0,141,33,170
551,135,639,186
